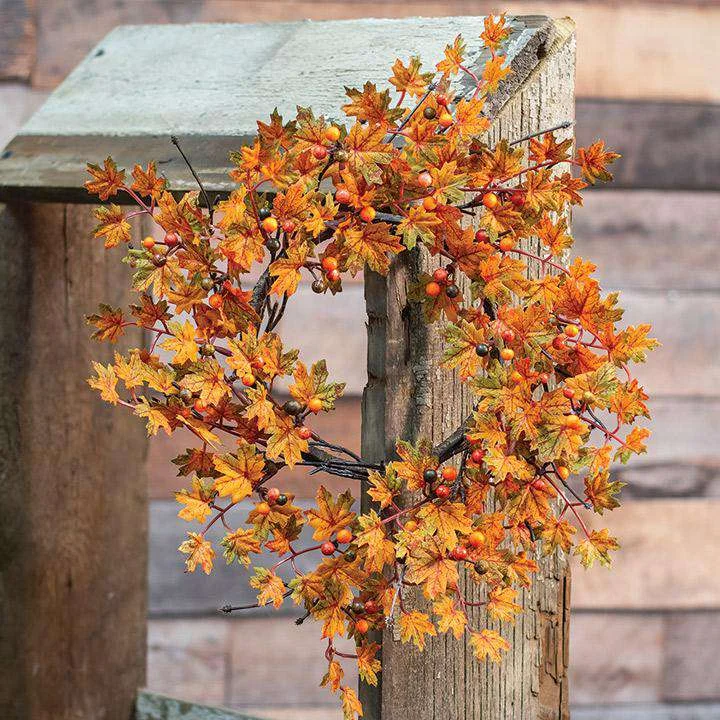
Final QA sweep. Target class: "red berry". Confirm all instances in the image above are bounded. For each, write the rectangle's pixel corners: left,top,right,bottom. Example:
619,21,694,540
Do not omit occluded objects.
281,219,296,233
425,281,442,298
441,466,457,482
563,388,575,399
539,373,550,385
267,487,281,503
298,425,312,440
475,229,489,243
321,541,336,556
436,93,450,106
327,268,341,283
433,268,449,284
482,192,499,209
531,478,546,491
322,256,339,272
435,484,451,500
312,144,328,160
335,188,351,204
501,329,515,343
471,449,484,464
418,171,433,188
164,231,179,246
510,191,525,207
364,599,379,614
451,545,468,561
552,336,567,350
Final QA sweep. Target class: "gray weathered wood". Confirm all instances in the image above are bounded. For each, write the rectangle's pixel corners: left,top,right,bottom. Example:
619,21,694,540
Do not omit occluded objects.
0,203,148,719
0,0,35,81
0,16,551,203
137,690,261,720
361,17,575,720
572,703,720,720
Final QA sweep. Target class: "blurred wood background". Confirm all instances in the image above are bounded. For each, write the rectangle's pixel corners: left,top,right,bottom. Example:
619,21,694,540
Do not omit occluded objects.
2,1,718,718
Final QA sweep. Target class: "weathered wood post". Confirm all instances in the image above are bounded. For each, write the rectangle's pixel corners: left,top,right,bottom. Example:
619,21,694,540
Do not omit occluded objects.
362,17,575,720
0,15,573,719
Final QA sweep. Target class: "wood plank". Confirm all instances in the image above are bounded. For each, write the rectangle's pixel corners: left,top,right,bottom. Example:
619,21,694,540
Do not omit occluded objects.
0,204,148,719
576,101,720,191
574,191,720,291
137,689,261,720
0,84,50,151
572,703,720,720
0,0,35,81
571,499,720,610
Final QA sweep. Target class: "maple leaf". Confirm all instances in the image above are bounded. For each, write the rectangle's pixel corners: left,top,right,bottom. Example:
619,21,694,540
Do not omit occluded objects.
86,304,125,343
392,439,438,492
405,535,459,599
529,132,573,165
338,222,403,276
540,517,577,554
399,610,437,650
476,255,528,303
160,320,199,365
212,442,265,502
396,206,441,249
177,415,221,449
585,470,624,515
481,14,510,51
131,161,166,200
536,215,573,257
450,98,490,140
389,55,433,97
433,595,467,639
113,351,144,390
221,527,261,567
133,398,173,436
577,140,621,184
610,379,650,424
565,363,619,410
313,578,352,638
482,56,511,93
178,532,215,574
322,659,344,693
244,384,276,431
266,411,309,468
93,204,131,248
166,280,206,314
130,294,171,326
343,81,404,126
289,360,346,412
175,476,214,523
615,426,650,464
574,528,620,568
88,362,120,405
436,35,466,75
306,485,356,541
366,468,397,509
416,501,472,552
340,686,363,720
356,642,381,686
534,414,588,464
180,359,230,406
442,318,488,380
344,123,393,184
269,247,308,296
487,586,522,623
85,156,125,200
250,567,287,607
469,629,510,662
602,324,659,365
355,510,395,574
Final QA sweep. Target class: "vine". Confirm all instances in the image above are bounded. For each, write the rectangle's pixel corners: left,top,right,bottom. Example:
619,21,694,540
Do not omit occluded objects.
85,16,656,718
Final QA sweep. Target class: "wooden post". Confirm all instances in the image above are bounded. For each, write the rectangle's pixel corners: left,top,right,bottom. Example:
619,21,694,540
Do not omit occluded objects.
361,18,575,720
0,202,148,719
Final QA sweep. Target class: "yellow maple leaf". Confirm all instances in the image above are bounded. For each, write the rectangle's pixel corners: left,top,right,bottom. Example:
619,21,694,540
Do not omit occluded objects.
433,595,467,639
178,531,215,574
306,485,356,541
405,535,459,599
469,628,510,662
355,510,396,574
266,411,309,468
93,204,131,248
212,441,265,502
180,359,230,406
540,517,577,554
250,567,286,607
574,528,620,569
175,476,213,523
399,610,437,650
487,586,522,623
340,686,363,720
88,361,120,405
160,320,199,365
85,156,125,200
416,501,472,552
221,527,262,566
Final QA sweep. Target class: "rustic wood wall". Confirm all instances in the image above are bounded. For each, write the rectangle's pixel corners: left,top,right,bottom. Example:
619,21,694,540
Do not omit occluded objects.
2,2,718,719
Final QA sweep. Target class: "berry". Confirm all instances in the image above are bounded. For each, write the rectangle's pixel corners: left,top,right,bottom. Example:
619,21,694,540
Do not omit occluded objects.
563,388,575,399
258,207,272,220
423,105,437,119
324,125,341,142
471,449,484,464
418,171,433,188
436,93,450,106
422,196,438,211
404,520,419,532
335,188,351,204
531,478,546,491
200,342,215,357
261,216,278,233
276,494,288,506
142,236,155,249
298,425,313,440
364,599,379,614
501,329,515,343
193,399,207,413
355,619,369,634
468,531,485,548
450,545,468,561
308,397,323,413
438,112,453,128
433,267,449,283
565,324,580,338
344,549,357,562
312,144,328,160
435,484,451,499
336,528,353,545
327,269,341,283
322,256,339,272
441,466,457,482
165,231,179,246
510,191,525,207
281,219,296,233
552,336,567,350
475,229,489,243
582,390,595,404
500,348,515,361
539,373,550,385
267,487,281,503
179,388,193,403
256,502,271,516
510,370,523,384
482,192,499,209
474,560,489,575
152,255,167,267
283,399,303,415
311,279,325,294
335,149,349,162
475,343,489,357
350,600,365,616
241,373,256,387
201,277,214,291
251,357,265,370
423,468,438,483
360,206,376,223
445,284,460,299
321,541,336,556
499,237,515,252
556,466,571,481
425,281,442,298
266,238,281,253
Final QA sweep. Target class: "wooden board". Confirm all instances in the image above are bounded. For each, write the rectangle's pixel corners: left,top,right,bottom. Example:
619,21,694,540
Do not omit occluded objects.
0,0,35,81
0,203,148,719
137,690,261,720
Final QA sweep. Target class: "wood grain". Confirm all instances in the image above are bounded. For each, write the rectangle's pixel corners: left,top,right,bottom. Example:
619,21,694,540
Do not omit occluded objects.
0,203,148,719
0,0,35,81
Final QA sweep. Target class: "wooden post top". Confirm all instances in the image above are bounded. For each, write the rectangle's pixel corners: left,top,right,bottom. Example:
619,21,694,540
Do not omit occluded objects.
0,16,560,203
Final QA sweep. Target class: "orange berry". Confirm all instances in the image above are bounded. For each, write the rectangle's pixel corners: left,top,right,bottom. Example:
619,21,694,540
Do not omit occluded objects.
501,329,515,343
565,324,580,338
438,112,453,128
298,425,312,440
563,388,575,399
482,192,499,209
468,531,485,548
256,502,271,516
500,348,515,361
404,520,418,532
433,267,449,283
556,466,571,481
364,599,379,614
360,206,376,223
436,93,450,106
418,170,433,187
193,399,206,413
281,219,296,233
308,397,323,414
425,281,442,298
322,256,338,272
335,188,351,204
422,196,438,211
450,545,468,561
355,619,369,634
241,373,256,387
336,528,353,544
324,125,341,142
261,216,278,233
552,336,566,350
510,370,523,384
327,268,341,283
321,541,336,556
441,466,457,482
266,487,281,503
142,236,155,249
531,478,546,491
499,237,515,252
